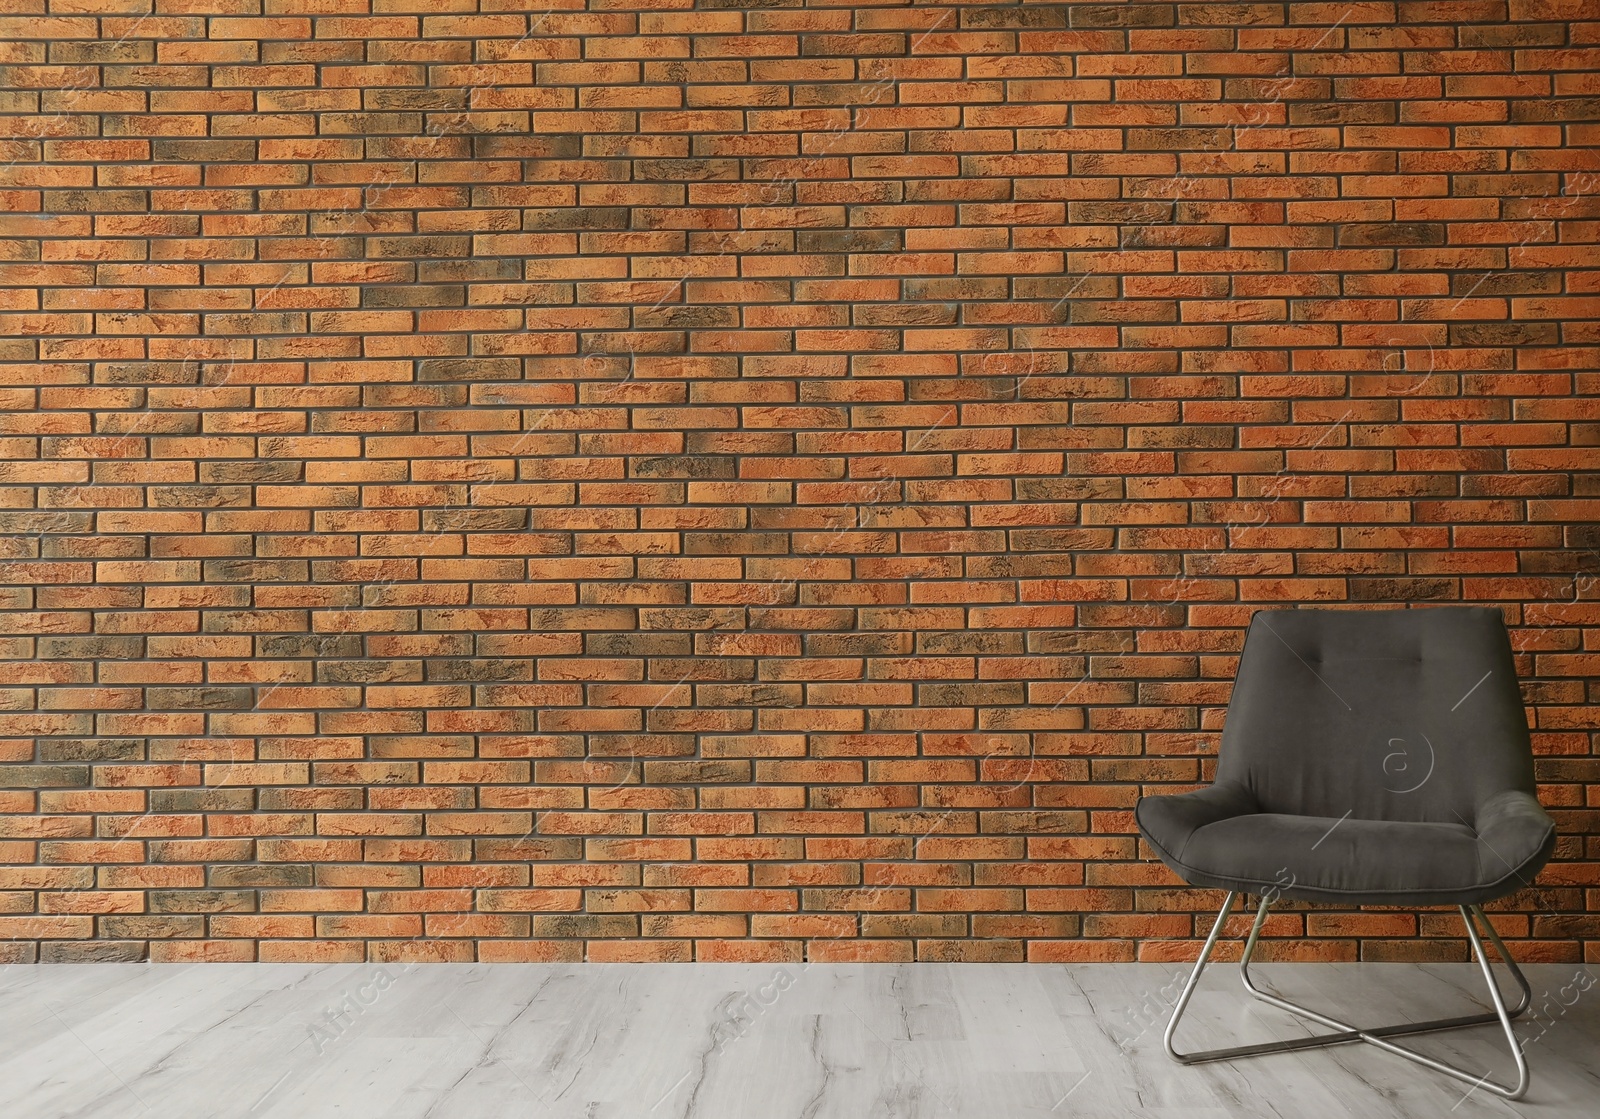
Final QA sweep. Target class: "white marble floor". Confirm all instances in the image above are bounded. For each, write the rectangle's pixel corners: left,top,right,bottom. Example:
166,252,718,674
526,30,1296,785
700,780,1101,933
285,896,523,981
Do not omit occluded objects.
1,961,1596,1118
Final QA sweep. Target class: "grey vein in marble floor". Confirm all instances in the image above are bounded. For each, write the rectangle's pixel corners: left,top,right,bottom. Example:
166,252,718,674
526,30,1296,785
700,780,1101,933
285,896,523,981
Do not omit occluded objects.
1,961,1597,1118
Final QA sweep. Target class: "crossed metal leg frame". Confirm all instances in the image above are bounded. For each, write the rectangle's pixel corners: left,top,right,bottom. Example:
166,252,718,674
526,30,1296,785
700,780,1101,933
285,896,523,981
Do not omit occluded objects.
1163,892,1532,1101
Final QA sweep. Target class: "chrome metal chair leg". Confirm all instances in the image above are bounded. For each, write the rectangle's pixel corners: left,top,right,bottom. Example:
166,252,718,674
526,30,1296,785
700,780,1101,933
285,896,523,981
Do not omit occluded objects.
1238,901,1531,1023
1162,891,1237,1062
1468,904,1533,1017
1163,895,1534,1101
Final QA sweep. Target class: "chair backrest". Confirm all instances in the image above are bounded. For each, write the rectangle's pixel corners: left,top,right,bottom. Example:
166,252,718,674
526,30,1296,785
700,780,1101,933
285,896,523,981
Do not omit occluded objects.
1216,607,1535,823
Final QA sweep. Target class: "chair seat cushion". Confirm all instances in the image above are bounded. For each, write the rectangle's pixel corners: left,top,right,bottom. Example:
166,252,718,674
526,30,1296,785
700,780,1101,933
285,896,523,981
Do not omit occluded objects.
1137,783,1556,906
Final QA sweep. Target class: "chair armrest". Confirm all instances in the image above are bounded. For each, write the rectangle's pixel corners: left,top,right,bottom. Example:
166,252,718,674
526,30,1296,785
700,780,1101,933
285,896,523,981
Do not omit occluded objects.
1135,780,1257,863
1473,788,1556,877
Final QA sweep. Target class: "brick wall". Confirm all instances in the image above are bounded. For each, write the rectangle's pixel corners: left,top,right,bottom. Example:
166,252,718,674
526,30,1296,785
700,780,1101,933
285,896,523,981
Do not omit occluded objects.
1,0,1597,965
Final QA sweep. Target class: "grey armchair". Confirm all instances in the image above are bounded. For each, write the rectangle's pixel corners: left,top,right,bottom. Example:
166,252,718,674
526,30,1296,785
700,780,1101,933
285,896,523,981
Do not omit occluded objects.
1136,606,1555,1100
